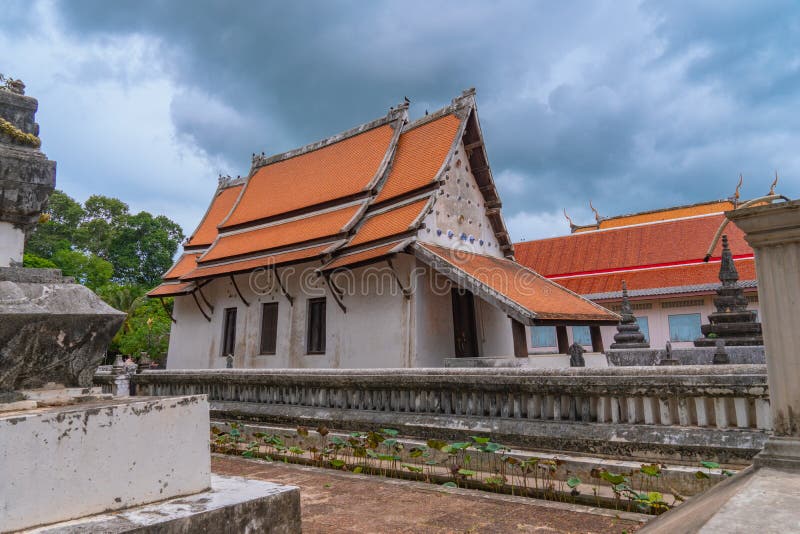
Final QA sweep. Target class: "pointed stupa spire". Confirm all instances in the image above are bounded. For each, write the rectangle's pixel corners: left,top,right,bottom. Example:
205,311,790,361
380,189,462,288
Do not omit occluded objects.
695,234,763,347
610,280,649,349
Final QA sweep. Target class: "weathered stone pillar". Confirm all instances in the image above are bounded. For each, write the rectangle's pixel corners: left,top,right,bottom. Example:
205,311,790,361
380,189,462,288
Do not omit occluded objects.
728,199,800,468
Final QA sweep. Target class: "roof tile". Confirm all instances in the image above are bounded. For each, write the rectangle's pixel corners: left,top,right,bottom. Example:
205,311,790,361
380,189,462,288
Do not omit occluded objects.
323,241,406,271
185,185,242,247
201,203,362,262
349,198,430,247
373,114,461,204
182,245,330,280
418,242,618,322
163,253,200,280
222,124,395,227
515,214,752,277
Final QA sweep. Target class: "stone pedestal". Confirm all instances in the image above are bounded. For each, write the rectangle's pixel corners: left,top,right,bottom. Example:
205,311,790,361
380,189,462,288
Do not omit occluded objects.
728,200,800,461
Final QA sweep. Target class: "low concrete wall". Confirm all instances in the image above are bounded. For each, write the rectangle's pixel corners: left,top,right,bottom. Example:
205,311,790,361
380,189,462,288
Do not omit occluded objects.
99,366,771,464
606,346,766,366
0,395,210,532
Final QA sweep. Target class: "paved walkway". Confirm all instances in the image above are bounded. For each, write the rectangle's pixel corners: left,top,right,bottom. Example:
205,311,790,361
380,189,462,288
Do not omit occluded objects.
212,455,648,533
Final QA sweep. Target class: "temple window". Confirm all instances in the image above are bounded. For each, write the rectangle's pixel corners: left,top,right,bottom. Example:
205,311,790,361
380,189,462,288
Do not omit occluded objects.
260,302,279,355
307,298,327,354
221,307,238,356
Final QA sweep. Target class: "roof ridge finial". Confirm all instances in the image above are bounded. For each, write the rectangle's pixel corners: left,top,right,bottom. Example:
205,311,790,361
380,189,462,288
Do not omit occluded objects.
589,200,601,224
733,174,743,208
768,171,778,196
563,208,578,232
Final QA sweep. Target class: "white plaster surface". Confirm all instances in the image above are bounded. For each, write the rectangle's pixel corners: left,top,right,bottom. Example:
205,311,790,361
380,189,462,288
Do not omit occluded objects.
0,220,24,267
0,396,210,532
25,474,300,534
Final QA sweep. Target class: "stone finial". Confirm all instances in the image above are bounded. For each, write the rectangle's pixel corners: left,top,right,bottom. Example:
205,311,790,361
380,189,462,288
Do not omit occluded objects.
567,343,585,367
610,281,649,349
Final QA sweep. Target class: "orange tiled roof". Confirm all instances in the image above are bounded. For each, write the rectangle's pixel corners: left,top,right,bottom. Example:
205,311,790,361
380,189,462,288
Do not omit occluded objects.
221,124,395,227
417,242,618,323
323,241,406,271
163,253,200,280
182,245,331,281
147,281,195,297
349,198,430,247
373,114,462,204
514,214,752,277
185,185,243,247
556,258,757,296
596,200,735,231
201,203,362,262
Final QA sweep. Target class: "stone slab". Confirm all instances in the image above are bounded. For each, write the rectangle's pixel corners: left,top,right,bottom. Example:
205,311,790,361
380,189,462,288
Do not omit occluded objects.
444,353,609,368
605,346,765,366
21,474,301,534
0,396,211,532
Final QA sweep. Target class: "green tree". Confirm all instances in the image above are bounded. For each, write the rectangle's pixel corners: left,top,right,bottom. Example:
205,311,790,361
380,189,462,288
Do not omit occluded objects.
114,297,173,363
22,253,58,269
77,195,130,260
26,191,85,258
109,212,185,286
52,249,114,291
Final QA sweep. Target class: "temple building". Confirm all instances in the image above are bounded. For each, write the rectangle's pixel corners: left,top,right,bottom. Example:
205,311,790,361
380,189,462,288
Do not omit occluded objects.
149,90,618,369
514,199,760,351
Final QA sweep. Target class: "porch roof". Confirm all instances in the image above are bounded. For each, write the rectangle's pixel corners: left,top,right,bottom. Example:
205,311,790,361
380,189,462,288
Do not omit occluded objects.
414,242,620,326
147,281,196,298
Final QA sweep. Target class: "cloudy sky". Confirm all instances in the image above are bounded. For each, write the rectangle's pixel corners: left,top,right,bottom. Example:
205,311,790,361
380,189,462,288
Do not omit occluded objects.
2,1,798,242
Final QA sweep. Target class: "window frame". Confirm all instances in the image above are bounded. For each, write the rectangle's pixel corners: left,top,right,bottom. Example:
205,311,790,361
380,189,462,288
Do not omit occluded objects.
636,316,650,343
667,313,702,342
571,325,592,346
259,302,279,355
530,325,557,348
306,297,327,354
221,307,238,357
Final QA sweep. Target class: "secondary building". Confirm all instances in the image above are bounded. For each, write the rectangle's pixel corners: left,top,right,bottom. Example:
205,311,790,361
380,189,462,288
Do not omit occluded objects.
514,199,759,351
148,90,618,369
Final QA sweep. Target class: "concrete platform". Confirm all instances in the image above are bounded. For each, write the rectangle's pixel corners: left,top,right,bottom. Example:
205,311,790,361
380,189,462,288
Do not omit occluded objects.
23,475,301,534
641,466,800,533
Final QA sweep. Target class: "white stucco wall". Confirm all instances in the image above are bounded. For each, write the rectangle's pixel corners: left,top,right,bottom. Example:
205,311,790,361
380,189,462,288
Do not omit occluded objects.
418,139,504,257
0,396,210,531
0,220,25,266
168,255,419,369
526,293,760,353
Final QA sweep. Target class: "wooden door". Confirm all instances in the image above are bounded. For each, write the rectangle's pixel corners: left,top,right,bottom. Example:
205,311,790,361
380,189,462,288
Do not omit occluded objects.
451,288,479,358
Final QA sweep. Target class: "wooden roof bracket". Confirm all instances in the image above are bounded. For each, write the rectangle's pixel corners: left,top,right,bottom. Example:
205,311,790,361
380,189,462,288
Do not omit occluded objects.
190,290,212,322
196,284,214,313
159,297,177,324
228,274,250,307
386,257,412,299
273,267,294,306
322,272,347,313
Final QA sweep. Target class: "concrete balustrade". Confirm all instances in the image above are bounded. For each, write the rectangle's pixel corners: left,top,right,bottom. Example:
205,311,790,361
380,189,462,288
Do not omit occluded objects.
96,365,770,463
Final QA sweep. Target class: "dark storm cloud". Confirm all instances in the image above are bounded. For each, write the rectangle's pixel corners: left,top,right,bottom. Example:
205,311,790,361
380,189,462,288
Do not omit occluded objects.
3,0,798,239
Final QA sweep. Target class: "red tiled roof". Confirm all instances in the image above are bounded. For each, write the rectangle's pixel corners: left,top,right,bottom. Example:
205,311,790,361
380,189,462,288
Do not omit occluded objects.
348,198,430,247
555,258,757,296
514,214,752,277
147,281,194,297
185,185,243,247
373,114,462,204
417,242,618,323
221,124,395,227
322,241,407,271
163,253,200,280
200,203,362,262
181,245,330,281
